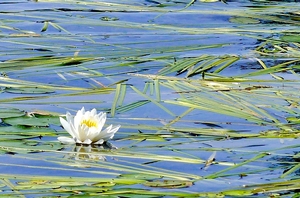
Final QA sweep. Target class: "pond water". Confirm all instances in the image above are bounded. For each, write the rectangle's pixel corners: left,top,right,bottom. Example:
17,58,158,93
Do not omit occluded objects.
1,0,300,197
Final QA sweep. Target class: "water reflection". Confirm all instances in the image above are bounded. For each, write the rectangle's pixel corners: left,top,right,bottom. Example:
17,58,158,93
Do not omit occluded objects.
64,142,117,162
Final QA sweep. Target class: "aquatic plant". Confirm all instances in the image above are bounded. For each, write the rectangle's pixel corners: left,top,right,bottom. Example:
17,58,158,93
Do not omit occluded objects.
58,107,121,145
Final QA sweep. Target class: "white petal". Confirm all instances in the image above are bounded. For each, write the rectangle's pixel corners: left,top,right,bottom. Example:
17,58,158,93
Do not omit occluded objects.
108,124,121,134
74,109,84,127
65,112,76,135
80,107,85,114
92,126,111,142
94,139,104,145
104,125,120,140
84,110,91,118
58,136,75,144
82,139,92,145
91,108,97,116
65,112,74,123
95,124,120,142
60,117,76,138
96,112,106,132
86,127,100,142
72,137,82,144
77,124,89,142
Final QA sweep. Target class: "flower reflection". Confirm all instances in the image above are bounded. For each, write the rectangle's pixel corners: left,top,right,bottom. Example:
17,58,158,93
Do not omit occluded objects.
64,142,117,162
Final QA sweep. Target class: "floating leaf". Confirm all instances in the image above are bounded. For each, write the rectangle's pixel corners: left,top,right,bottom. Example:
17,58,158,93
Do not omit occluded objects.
229,17,260,24
3,87,55,94
286,117,300,124
3,114,60,127
0,125,56,136
144,180,193,189
0,140,64,153
280,35,300,43
0,134,38,141
116,100,150,113
0,108,25,118
101,16,119,21
118,173,161,181
41,21,49,32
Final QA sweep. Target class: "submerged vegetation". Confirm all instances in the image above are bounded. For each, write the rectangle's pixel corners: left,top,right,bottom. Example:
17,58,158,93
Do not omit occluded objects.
0,0,300,197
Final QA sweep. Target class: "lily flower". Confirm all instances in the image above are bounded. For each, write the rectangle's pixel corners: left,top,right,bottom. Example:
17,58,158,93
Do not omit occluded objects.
58,107,120,145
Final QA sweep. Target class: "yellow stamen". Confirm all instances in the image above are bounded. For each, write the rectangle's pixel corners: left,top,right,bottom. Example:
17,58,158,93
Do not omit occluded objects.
81,119,98,128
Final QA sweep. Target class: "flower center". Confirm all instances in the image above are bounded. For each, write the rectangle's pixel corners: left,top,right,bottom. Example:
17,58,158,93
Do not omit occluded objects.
81,119,98,128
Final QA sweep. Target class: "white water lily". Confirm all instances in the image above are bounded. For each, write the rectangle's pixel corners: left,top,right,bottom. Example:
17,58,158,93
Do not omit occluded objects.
58,107,120,145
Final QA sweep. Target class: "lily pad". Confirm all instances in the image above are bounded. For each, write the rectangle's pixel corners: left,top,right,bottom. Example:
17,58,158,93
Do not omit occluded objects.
0,108,25,118
0,125,56,136
0,139,64,153
0,134,38,140
3,114,61,127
